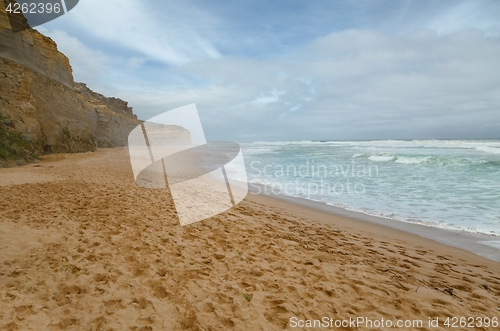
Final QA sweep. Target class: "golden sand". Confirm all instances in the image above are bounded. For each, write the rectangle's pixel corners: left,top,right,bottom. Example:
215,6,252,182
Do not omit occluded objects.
0,148,499,330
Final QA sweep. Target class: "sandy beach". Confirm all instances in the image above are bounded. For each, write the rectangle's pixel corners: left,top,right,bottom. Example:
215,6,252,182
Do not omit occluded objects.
0,148,499,330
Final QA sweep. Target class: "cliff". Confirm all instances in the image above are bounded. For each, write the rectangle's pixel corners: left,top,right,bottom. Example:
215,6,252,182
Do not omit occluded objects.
74,83,141,149
141,122,192,145
0,1,188,166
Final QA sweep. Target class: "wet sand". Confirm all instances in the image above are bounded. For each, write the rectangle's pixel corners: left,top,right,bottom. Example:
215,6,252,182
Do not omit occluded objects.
0,148,499,330
248,186,500,263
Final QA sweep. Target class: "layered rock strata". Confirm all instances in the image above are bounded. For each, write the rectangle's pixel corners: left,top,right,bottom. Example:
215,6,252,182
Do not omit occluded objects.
0,2,190,165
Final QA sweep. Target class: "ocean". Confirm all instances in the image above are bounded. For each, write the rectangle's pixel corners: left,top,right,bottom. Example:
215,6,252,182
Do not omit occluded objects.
240,139,500,237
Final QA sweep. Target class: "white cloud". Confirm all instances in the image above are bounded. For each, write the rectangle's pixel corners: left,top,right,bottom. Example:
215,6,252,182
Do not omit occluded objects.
113,28,500,141
426,0,500,36
253,89,286,103
37,27,110,82
37,1,500,141
52,0,221,65
127,57,146,69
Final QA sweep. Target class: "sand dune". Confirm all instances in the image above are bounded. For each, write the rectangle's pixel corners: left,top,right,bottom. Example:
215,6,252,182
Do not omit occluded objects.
0,148,499,330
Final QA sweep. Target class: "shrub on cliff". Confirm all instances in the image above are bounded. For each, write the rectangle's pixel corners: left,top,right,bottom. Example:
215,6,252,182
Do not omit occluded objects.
0,113,38,166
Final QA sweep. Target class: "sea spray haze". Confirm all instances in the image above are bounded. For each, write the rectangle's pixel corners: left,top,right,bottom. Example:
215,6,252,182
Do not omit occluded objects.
242,139,500,236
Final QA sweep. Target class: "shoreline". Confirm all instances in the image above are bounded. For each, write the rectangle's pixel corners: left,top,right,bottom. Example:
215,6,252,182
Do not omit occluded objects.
2,149,499,263
247,183,500,263
1,148,500,330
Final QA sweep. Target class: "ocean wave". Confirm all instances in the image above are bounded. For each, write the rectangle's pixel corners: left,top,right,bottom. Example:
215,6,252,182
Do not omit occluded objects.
475,145,500,155
433,158,472,167
368,155,395,162
244,140,500,156
468,160,500,170
245,140,334,146
404,219,499,236
242,139,500,239
417,140,500,152
361,154,483,167
241,148,277,155
242,141,290,146
394,156,431,164
323,202,499,236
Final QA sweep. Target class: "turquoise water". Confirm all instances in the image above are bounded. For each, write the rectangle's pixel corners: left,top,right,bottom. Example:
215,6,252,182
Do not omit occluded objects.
241,140,500,236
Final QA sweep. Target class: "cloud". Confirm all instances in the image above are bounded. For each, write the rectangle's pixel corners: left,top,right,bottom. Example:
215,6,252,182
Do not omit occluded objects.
37,0,500,141
127,57,146,69
425,0,500,36
111,28,500,141
37,27,110,83
46,0,221,65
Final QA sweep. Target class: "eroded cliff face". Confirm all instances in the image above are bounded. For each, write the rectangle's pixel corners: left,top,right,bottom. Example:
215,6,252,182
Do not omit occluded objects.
0,58,96,155
0,1,72,87
74,83,141,149
0,0,97,161
0,2,177,165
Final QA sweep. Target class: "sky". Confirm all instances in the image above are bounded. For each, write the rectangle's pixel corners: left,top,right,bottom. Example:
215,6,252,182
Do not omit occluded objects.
35,0,500,142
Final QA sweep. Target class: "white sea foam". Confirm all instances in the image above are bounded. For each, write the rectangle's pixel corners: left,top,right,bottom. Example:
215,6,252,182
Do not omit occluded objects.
243,139,500,238
241,148,277,155
368,155,394,162
475,145,500,154
394,156,431,164
417,140,500,152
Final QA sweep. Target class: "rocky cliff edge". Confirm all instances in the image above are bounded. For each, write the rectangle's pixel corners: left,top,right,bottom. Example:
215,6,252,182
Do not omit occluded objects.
0,1,190,166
